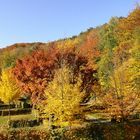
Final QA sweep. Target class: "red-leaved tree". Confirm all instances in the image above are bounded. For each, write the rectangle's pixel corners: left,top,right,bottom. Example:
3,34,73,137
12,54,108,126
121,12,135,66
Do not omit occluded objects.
12,46,97,104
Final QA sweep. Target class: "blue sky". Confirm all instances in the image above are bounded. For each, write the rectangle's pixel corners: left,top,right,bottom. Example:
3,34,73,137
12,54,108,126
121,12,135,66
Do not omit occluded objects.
0,0,138,48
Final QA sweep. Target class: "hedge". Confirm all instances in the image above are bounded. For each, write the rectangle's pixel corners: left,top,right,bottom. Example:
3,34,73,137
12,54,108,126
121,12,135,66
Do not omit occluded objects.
1,121,140,139
9,119,43,128
0,108,32,116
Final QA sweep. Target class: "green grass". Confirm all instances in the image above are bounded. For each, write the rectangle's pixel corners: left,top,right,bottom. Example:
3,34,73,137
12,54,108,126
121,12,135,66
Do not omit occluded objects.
85,112,110,121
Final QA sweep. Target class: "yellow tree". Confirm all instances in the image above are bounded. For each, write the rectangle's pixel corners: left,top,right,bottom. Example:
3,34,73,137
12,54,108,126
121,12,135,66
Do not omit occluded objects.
0,69,20,104
43,64,86,126
101,33,140,122
103,60,140,122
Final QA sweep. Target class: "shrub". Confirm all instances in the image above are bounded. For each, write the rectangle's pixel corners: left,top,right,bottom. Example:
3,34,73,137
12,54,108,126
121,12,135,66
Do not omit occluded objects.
1,121,140,139
9,119,42,128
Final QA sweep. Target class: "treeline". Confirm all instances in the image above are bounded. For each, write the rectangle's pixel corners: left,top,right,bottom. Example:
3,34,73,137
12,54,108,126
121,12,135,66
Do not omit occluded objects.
0,6,140,122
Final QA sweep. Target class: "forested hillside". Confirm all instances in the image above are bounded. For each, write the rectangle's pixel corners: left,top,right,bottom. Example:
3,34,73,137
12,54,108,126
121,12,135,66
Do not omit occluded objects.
0,6,140,122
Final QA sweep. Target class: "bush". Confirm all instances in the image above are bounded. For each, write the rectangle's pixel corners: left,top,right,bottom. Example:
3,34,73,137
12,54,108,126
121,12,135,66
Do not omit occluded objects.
1,121,140,139
8,129,50,140
9,119,42,128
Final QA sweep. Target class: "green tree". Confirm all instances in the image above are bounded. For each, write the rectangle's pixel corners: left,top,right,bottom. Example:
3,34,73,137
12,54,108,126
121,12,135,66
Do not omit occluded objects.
98,17,119,89
98,17,119,50
98,48,114,89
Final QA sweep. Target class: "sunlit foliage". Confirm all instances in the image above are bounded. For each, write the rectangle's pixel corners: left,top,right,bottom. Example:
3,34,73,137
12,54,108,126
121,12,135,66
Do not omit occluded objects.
0,69,20,104
43,65,85,125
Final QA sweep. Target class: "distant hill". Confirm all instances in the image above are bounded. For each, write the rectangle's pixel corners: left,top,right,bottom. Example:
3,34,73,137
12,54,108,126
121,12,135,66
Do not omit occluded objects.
0,6,140,74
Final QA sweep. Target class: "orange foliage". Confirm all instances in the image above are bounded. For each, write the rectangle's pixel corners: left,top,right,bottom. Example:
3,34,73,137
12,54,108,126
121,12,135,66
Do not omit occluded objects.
12,46,97,104
78,29,100,70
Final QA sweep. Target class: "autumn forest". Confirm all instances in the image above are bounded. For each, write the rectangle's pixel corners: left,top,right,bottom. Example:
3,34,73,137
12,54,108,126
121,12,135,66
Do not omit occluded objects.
0,6,140,140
